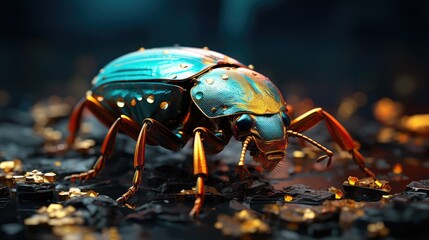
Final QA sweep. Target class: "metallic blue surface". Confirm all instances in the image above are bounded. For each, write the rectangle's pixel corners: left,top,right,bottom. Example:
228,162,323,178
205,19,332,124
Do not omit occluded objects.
92,82,186,124
191,67,286,118
92,47,244,87
235,114,253,131
253,114,285,141
281,111,291,127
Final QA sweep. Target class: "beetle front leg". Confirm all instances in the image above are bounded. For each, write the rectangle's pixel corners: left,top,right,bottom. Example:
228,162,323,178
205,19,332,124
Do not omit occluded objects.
289,107,375,177
189,130,208,218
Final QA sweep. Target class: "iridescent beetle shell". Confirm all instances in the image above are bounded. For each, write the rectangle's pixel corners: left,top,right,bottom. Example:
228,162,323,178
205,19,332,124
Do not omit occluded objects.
90,46,289,169
91,46,287,123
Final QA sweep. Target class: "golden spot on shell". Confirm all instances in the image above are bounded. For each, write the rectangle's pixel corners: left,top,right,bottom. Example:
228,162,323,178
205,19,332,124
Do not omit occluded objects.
96,96,104,102
160,101,169,110
252,72,257,76
86,90,93,97
146,95,155,104
139,47,145,51
205,78,214,84
222,105,228,110
202,46,209,50
131,98,137,107
248,64,255,70
211,107,217,113
163,50,170,54
170,74,177,79
116,98,125,108
221,74,229,80
203,57,215,65
180,63,188,68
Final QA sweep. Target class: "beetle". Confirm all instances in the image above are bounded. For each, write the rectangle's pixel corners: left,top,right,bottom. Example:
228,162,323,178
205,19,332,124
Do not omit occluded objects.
64,46,375,217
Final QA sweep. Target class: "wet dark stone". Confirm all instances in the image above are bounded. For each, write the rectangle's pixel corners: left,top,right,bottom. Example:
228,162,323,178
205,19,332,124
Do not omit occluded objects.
406,179,429,194
16,183,54,202
343,184,388,202
64,195,119,229
281,184,334,205
126,202,192,223
356,202,429,238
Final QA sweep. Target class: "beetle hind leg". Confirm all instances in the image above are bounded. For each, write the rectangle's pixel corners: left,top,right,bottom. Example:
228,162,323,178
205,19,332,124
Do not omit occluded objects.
65,114,141,182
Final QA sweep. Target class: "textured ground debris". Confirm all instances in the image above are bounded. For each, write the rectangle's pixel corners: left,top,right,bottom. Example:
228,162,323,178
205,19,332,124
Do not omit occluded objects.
0,97,429,239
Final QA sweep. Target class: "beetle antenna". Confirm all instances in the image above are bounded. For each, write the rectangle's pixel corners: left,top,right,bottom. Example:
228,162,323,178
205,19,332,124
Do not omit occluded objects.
287,130,334,167
238,136,253,166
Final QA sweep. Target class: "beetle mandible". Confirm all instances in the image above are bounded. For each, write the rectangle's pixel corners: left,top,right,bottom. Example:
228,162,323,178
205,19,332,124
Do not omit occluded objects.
64,46,375,217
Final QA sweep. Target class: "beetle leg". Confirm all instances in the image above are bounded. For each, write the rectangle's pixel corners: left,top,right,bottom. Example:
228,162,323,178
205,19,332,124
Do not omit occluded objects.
189,130,208,218
193,127,228,154
115,118,188,203
289,108,375,177
116,121,149,203
142,118,188,151
65,114,140,182
65,95,131,150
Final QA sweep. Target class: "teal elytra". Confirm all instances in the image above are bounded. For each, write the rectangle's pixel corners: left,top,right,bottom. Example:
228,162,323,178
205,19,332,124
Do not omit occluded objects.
90,46,287,130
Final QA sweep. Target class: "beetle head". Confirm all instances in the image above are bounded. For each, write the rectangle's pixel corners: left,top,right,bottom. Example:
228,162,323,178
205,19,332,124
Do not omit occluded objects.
230,111,291,171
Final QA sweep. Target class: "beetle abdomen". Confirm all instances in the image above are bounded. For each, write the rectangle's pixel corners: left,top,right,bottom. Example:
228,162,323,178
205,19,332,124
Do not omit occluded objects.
92,82,188,126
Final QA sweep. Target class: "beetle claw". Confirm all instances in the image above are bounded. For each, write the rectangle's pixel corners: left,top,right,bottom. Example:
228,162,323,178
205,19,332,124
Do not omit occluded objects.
316,155,332,167
116,196,126,203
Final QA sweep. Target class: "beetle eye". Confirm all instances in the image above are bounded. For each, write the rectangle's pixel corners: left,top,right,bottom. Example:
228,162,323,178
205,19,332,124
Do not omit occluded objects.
281,112,291,127
235,114,253,131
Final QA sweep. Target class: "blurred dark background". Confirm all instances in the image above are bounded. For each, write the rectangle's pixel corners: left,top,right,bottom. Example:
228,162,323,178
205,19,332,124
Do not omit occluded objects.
1,0,428,115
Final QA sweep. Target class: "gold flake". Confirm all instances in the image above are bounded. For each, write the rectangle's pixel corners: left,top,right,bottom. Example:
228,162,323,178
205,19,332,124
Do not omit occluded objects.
348,176,358,185
284,195,293,202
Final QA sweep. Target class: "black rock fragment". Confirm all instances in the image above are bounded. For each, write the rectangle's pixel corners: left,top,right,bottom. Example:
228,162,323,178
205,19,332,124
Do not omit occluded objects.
356,201,429,238
343,184,389,202
64,195,119,229
16,182,54,202
126,202,191,223
0,185,11,208
406,179,429,194
282,184,334,205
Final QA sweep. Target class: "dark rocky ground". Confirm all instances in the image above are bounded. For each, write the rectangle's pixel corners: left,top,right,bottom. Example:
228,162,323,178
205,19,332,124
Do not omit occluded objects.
0,102,428,240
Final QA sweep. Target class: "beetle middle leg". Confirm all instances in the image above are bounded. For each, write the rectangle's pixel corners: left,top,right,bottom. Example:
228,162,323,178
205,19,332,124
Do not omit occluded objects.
116,118,186,202
288,107,375,177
